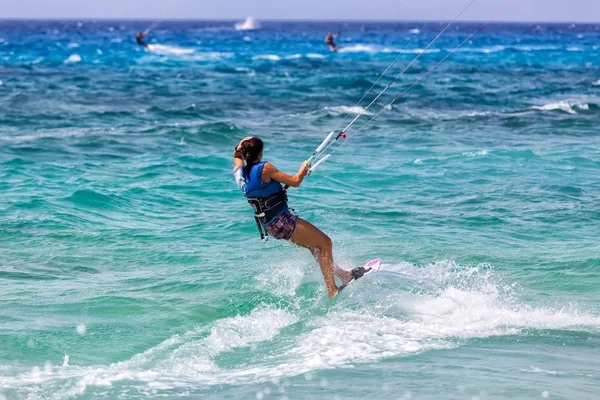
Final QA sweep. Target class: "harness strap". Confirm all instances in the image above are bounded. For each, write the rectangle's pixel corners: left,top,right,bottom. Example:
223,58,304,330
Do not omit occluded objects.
254,216,268,243
247,188,288,242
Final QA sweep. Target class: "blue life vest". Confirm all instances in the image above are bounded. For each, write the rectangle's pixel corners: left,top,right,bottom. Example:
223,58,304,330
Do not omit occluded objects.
242,162,282,199
234,161,289,227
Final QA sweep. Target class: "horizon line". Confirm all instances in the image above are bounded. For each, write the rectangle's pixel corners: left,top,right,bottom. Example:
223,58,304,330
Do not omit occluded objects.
1,17,599,25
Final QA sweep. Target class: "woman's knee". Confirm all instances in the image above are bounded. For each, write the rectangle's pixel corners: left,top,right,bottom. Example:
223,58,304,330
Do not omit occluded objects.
319,234,332,251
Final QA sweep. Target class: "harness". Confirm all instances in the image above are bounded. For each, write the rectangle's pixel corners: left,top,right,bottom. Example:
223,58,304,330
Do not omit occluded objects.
247,188,289,242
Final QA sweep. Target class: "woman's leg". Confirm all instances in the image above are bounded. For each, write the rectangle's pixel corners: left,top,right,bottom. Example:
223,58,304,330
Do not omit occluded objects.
290,217,351,298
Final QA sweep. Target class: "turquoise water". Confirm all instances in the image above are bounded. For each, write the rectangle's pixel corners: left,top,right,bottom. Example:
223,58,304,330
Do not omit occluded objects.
1,20,600,399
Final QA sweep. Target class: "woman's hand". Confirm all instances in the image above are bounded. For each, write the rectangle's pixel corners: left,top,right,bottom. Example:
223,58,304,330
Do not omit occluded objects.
299,160,311,176
236,136,253,152
233,137,253,172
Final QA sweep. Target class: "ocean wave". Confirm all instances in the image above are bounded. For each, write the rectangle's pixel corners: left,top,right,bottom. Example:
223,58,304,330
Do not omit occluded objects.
253,53,325,61
382,47,440,54
252,54,281,61
339,44,378,53
532,101,596,115
456,45,559,53
185,52,234,61
325,105,374,116
147,44,195,56
64,54,81,64
340,44,439,54
594,80,600,86
3,261,598,395
463,150,489,157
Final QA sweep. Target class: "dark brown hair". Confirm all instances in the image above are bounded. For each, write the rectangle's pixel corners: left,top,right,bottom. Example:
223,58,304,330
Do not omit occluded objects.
240,137,263,177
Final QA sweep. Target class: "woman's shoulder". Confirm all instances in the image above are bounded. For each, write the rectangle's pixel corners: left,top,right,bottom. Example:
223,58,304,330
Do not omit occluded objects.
262,161,276,171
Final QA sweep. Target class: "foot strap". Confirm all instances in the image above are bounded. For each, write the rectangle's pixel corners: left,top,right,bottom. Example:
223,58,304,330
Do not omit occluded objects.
351,266,368,280
338,266,372,292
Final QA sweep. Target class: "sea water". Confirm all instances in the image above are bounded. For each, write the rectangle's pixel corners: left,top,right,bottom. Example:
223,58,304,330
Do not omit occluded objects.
0,20,599,399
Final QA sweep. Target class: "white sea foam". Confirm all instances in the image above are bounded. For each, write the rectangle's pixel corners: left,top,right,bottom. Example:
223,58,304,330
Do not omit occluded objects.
593,80,600,86
147,44,195,56
255,258,305,297
76,324,86,335
409,28,421,34
67,42,79,48
326,105,374,116
64,54,81,64
306,53,325,59
463,150,488,157
457,45,506,53
532,101,592,115
0,80,3,86
457,45,558,53
252,54,281,61
341,44,438,54
382,47,440,54
339,44,378,53
2,261,599,396
185,52,234,61
521,366,560,375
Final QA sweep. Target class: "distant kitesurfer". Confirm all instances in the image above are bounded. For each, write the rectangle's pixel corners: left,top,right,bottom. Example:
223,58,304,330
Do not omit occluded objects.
136,32,149,50
325,32,339,52
233,137,368,298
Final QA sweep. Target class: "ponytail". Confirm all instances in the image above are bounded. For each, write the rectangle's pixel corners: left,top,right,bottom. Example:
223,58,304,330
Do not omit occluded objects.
240,137,264,178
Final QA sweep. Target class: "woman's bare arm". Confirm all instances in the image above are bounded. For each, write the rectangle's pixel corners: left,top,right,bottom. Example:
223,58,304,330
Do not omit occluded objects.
263,161,310,188
232,137,253,173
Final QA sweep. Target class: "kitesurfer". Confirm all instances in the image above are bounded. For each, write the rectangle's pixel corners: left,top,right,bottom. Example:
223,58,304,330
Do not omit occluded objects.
135,32,149,50
325,32,339,52
233,136,366,298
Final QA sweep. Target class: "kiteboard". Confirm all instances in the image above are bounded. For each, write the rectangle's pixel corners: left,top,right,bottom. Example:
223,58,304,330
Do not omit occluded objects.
339,258,381,291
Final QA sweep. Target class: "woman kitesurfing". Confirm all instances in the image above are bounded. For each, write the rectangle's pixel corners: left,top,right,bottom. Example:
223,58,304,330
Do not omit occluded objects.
233,137,370,298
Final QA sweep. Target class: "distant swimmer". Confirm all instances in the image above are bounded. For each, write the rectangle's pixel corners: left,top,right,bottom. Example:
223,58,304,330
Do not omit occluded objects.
325,32,339,52
233,137,369,298
135,32,149,50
